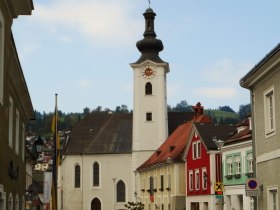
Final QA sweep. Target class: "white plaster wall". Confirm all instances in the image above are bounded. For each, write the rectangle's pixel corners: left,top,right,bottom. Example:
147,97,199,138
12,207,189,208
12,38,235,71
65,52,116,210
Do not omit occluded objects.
61,153,132,210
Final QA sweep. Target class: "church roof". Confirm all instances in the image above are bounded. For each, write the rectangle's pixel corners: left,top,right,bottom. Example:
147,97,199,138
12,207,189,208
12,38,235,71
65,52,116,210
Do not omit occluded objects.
64,112,195,155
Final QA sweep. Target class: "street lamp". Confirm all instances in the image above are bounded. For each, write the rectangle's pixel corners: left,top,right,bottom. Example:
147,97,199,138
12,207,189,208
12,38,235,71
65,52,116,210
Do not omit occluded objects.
134,170,138,202
213,137,225,209
35,136,44,153
166,157,172,210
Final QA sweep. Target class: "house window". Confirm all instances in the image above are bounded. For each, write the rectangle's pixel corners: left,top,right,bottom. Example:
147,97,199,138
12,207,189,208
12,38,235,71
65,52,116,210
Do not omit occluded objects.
202,169,207,189
195,170,200,190
93,162,99,187
15,109,20,155
234,155,241,174
267,187,278,210
74,164,81,188
145,82,152,95
149,176,154,195
247,152,253,173
197,141,201,158
160,175,164,190
189,171,193,191
226,157,233,175
22,123,25,161
116,180,125,202
146,112,152,121
192,141,201,159
193,142,197,159
8,96,13,148
264,87,276,137
0,11,4,105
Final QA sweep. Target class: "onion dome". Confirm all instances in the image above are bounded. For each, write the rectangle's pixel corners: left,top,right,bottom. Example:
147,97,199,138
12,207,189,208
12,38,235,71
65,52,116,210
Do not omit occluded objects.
134,8,165,64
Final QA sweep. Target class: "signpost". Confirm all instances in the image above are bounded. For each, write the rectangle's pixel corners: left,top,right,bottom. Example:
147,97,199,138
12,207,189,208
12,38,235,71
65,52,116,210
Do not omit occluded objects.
246,178,259,197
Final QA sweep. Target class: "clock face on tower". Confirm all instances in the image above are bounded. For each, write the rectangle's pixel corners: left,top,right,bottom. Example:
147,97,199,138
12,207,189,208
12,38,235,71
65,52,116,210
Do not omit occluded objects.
142,66,156,79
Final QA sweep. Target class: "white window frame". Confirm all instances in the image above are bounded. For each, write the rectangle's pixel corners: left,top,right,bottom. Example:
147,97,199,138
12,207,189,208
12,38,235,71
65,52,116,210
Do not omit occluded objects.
226,157,233,175
234,155,241,174
188,170,193,191
15,109,20,155
264,86,276,137
267,186,279,210
195,169,200,190
192,142,197,159
0,10,4,105
247,152,253,173
8,96,13,148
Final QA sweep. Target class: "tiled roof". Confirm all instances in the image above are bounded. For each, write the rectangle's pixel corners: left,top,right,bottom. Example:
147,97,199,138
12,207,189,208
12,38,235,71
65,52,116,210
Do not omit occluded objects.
137,114,212,171
224,117,252,145
65,112,195,155
194,123,236,150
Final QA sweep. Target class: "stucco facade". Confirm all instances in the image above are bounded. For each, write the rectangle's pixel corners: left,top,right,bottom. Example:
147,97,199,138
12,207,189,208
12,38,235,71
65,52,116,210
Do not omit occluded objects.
0,1,34,210
61,154,132,210
240,44,280,210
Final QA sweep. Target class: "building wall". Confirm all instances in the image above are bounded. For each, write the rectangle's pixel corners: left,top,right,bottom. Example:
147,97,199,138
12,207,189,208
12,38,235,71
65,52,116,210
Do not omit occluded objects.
252,58,280,210
138,163,185,210
0,1,33,210
61,153,132,210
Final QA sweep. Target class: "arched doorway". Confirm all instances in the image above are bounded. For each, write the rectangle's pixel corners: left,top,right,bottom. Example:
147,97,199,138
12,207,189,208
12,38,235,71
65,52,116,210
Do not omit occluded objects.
91,198,101,210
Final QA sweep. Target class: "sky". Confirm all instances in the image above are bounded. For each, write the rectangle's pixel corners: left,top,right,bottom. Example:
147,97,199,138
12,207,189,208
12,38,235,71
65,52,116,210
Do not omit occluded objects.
12,0,280,113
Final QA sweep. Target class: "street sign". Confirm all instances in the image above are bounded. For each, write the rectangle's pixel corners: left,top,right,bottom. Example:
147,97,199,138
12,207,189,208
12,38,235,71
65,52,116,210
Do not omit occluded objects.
246,178,259,197
215,182,223,192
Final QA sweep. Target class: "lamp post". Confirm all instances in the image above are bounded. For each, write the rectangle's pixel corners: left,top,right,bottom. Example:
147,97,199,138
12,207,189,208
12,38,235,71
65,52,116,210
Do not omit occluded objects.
166,157,172,210
112,178,117,210
35,136,44,153
134,170,138,202
213,137,225,209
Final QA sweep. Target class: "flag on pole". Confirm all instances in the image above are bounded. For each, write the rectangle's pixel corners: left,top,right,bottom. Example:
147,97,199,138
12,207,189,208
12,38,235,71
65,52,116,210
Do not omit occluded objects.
51,94,59,210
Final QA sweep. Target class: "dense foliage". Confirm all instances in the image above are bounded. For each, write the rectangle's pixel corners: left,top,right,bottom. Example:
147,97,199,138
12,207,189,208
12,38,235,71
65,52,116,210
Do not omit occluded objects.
124,201,144,210
28,102,251,135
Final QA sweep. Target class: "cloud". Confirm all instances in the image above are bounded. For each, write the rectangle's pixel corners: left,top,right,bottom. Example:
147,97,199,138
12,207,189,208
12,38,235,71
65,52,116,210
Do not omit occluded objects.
32,0,142,47
201,58,252,85
193,87,237,98
78,79,91,88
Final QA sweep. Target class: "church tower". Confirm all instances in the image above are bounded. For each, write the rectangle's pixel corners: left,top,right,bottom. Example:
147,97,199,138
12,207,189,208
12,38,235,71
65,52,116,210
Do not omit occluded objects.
131,7,169,172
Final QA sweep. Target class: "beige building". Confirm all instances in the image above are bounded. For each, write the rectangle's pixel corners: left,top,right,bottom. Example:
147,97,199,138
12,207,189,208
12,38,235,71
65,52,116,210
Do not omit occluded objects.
0,1,34,210
240,44,280,210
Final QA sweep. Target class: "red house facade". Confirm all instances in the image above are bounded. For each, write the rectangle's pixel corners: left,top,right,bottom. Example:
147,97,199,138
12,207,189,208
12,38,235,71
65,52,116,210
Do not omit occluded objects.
184,122,236,210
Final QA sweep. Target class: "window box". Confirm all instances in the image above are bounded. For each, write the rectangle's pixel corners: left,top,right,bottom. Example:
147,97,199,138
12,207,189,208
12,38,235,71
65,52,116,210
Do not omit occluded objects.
159,188,164,192
234,174,241,178
166,187,171,191
245,172,253,177
141,189,145,192
225,175,233,179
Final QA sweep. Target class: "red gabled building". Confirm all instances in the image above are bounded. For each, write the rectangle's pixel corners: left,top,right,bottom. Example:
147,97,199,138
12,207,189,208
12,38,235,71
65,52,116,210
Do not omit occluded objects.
184,121,236,210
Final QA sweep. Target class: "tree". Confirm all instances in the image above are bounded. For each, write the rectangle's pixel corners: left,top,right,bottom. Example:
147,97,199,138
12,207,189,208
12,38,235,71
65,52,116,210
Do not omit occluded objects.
218,105,235,113
83,107,90,115
173,100,192,112
238,104,251,120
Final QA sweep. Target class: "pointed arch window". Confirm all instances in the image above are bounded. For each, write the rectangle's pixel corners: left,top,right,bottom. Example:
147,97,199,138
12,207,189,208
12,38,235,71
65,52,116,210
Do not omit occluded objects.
145,82,152,95
116,180,126,202
74,164,81,188
93,162,100,187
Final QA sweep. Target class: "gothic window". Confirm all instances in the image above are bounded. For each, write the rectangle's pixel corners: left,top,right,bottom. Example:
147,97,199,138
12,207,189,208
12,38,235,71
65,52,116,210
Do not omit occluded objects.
74,164,80,188
145,82,152,95
116,180,126,202
93,162,99,187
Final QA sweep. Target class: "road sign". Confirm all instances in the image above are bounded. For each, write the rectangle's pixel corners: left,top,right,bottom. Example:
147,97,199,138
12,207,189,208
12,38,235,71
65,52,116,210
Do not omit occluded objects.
246,178,259,197
215,182,224,192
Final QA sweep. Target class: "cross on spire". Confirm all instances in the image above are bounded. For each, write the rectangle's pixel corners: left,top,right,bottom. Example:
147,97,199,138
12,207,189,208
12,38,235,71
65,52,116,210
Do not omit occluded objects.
148,0,151,8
